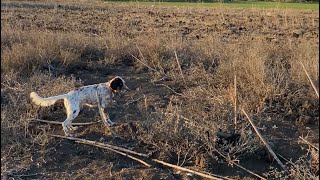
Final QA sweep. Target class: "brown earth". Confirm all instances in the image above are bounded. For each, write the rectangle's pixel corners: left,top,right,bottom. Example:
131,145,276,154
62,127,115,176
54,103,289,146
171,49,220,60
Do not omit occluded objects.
1,1,319,179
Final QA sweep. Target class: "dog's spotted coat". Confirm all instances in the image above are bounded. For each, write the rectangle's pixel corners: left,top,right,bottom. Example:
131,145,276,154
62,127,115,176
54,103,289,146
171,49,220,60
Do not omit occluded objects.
30,76,129,136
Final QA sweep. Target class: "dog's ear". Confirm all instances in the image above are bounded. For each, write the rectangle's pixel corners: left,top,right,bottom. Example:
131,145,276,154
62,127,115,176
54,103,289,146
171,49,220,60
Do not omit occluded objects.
110,77,124,91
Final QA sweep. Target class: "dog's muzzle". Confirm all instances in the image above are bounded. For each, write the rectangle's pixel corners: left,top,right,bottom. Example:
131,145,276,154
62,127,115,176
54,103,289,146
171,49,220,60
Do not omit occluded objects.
123,84,130,91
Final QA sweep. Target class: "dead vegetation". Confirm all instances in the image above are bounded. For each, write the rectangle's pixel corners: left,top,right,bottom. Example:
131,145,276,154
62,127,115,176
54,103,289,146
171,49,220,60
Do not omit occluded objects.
1,1,319,179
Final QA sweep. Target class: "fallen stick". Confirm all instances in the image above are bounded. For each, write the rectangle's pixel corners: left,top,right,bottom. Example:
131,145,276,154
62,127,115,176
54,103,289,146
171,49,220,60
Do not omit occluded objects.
299,136,319,151
76,141,151,167
50,135,225,180
152,159,223,180
13,173,43,178
242,109,286,170
27,118,98,126
299,61,319,98
155,83,185,96
154,83,223,102
206,173,235,180
50,134,149,158
129,52,158,73
277,153,295,166
234,73,237,130
124,97,142,106
136,45,146,63
174,50,186,85
214,149,267,180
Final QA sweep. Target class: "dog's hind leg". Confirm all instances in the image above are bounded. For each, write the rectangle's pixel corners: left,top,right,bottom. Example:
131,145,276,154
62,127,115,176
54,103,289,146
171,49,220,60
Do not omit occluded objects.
62,116,74,136
68,107,80,132
62,99,80,136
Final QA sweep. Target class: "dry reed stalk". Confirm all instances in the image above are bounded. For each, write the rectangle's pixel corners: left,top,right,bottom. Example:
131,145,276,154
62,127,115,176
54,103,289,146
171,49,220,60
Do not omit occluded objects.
155,83,185,96
277,153,295,166
130,45,160,74
27,118,98,125
242,109,286,170
299,136,319,151
77,141,151,167
50,135,225,180
50,134,149,158
234,73,237,130
124,97,142,106
130,52,158,72
155,84,223,101
205,173,235,180
299,61,319,98
136,45,146,62
174,50,187,85
144,94,148,112
214,149,267,180
12,173,43,178
152,159,223,180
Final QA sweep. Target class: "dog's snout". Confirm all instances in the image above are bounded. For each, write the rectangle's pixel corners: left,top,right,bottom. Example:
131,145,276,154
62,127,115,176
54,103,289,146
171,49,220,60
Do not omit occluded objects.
123,84,130,91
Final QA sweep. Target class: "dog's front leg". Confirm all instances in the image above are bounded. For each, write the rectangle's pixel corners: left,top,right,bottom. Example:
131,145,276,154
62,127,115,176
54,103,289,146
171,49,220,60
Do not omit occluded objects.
98,106,116,127
96,90,116,128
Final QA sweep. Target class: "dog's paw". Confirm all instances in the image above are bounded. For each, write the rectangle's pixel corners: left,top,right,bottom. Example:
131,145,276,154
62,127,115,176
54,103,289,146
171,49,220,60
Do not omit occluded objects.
105,123,117,127
108,122,118,127
70,126,79,131
106,119,117,127
65,133,73,137
65,132,77,137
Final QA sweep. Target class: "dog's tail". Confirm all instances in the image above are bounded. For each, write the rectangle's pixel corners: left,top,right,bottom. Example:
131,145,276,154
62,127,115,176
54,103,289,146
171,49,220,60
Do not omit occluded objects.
30,92,66,107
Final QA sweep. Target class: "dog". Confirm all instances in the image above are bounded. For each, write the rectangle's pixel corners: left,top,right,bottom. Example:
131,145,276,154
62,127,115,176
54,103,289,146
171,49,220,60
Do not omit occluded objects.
30,76,129,136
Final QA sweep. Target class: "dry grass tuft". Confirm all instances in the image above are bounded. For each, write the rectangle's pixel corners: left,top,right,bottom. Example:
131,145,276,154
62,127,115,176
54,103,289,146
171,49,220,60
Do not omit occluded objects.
265,150,319,180
1,1,318,179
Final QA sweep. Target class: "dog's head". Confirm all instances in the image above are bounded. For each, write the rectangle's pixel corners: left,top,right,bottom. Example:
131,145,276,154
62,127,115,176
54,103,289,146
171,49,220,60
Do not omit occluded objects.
108,76,130,93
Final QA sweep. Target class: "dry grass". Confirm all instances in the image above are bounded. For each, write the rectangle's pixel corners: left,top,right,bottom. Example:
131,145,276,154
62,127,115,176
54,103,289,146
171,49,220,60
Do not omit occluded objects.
1,0,319,179
265,148,319,179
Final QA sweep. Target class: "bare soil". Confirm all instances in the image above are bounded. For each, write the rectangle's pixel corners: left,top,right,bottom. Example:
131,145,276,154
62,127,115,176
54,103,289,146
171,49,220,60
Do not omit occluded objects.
1,1,319,179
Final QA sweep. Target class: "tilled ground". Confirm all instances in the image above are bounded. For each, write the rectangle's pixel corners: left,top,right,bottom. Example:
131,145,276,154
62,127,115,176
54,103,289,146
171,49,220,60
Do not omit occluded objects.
1,1,319,179
1,1,319,41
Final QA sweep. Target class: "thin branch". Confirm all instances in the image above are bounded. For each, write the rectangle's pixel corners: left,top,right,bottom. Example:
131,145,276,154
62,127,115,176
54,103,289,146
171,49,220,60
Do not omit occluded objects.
234,73,237,130
77,141,151,167
27,118,98,126
129,53,158,72
299,61,319,98
155,83,185,96
174,50,187,85
242,109,286,170
299,136,319,151
205,172,235,180
50,134,149,158
50,134,227,180
214,149,267,180
277,153,295,166
13,173,43,177
136,45,146,63
50,134,152,165
154,83,223,102
124,97,142,106
152,159,223,180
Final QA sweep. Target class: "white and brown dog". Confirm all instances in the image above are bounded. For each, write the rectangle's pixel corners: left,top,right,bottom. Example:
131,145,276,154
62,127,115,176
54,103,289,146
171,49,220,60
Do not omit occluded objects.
30,76,129,136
